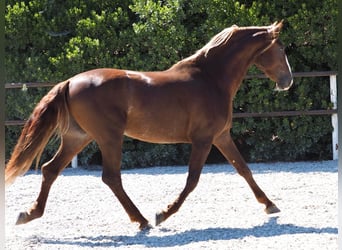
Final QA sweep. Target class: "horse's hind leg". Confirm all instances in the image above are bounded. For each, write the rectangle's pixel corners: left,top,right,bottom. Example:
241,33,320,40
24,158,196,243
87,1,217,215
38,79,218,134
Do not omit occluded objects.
98,132,150,230
16,129,91,225
213,132,280,214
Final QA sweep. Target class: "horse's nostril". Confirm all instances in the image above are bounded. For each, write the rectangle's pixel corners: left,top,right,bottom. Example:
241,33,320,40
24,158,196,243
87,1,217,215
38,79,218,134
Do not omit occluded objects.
275,77,293,91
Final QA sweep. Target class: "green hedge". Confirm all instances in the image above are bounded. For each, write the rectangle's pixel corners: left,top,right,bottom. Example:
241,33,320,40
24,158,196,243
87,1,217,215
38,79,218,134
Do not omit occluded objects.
5,0,337,168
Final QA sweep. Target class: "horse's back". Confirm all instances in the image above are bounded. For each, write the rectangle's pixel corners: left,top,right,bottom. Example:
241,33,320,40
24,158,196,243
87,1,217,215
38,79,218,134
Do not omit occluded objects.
65,67,228,144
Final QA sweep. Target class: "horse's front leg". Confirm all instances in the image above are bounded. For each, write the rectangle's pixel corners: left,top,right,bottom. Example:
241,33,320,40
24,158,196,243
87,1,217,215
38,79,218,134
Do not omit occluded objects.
213,132,280,214
156,140,212,226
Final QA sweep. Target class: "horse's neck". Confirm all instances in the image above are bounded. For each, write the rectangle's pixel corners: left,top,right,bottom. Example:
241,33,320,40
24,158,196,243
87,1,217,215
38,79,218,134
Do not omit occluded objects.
173,36,268,97
189,53,248,99
209,40,266,97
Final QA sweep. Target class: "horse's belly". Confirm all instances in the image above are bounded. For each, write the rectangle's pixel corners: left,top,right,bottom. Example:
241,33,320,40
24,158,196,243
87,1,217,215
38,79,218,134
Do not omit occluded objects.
124,118,189,144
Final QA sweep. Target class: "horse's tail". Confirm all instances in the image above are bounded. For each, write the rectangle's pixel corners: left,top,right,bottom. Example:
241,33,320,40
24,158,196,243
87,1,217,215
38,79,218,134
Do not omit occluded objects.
5,80,70,186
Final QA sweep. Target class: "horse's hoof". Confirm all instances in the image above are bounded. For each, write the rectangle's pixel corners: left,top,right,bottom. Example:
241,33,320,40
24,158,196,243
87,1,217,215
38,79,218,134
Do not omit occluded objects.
155,212,165,226
265,204,281,214
16,212,29,225
139,222,152,231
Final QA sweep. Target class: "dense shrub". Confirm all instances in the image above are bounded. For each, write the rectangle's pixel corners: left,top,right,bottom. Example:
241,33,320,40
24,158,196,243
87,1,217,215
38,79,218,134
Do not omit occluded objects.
5,0,337,168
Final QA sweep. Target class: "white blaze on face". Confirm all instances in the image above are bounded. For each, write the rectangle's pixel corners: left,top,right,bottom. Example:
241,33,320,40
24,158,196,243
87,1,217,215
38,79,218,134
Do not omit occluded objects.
276,54,293,91
283,55,293,90
126,70,153,85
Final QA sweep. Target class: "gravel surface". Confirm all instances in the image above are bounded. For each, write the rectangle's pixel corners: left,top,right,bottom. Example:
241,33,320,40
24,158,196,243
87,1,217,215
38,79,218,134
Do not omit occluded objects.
5,161,338,249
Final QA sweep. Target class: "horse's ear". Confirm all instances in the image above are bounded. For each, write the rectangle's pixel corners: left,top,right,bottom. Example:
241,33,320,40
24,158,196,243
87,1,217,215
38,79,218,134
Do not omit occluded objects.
275,20,284,30
268,20,283,39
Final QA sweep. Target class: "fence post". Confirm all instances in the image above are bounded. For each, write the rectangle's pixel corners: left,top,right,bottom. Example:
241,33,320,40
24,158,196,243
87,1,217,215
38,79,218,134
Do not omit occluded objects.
71,155,78,168
330,74,338,160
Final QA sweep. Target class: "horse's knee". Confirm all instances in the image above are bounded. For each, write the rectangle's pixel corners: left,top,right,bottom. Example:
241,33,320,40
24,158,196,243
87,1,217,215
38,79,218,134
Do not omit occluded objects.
102,174,113,186
234,164,252,178
102,173,122,191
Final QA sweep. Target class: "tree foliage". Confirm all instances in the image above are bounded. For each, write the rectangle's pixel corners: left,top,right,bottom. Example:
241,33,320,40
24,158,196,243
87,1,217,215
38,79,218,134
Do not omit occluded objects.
5,0,337,167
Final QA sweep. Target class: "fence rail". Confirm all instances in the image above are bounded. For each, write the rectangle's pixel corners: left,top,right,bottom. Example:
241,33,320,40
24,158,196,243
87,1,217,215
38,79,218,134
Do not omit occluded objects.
5,71,338,162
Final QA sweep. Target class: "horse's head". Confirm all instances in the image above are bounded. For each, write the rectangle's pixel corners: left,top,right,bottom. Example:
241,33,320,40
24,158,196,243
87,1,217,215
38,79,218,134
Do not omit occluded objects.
254,21,293,91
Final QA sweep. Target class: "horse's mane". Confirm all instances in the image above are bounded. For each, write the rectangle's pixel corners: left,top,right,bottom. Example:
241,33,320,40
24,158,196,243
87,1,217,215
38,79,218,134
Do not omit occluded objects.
178,24,272,64
182,25,239,62
200,25,239,57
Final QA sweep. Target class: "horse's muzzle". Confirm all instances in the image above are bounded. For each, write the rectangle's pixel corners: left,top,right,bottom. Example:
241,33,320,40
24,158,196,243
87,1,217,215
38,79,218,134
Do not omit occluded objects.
275,75,293,91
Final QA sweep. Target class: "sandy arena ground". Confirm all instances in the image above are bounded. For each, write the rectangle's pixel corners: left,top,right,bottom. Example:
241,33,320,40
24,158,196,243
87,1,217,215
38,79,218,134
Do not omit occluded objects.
5,161,338,249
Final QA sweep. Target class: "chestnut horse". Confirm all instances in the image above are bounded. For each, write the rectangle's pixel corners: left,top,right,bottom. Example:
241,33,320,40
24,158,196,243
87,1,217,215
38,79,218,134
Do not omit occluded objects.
6,21,293,230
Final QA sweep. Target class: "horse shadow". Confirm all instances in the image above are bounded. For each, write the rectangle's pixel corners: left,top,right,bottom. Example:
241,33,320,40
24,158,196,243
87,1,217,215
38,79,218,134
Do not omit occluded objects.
37,216,337,248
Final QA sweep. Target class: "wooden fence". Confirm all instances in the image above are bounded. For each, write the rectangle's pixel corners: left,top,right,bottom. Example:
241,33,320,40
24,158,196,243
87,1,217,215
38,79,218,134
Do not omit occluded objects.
5,71,338,165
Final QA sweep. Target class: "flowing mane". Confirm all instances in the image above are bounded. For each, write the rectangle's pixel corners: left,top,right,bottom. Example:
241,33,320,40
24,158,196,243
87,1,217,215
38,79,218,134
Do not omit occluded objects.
181,24,275,64
198,25,239,57
183,25,239,62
